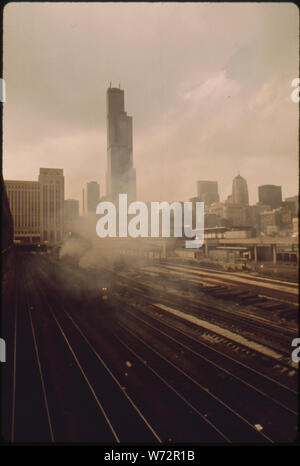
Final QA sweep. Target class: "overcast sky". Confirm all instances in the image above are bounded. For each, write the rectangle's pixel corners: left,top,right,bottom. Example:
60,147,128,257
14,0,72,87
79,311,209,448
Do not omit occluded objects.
3,2,299,207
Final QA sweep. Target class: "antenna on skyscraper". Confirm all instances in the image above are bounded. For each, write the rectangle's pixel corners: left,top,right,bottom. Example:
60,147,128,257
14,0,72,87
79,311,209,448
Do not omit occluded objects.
119,83,121,89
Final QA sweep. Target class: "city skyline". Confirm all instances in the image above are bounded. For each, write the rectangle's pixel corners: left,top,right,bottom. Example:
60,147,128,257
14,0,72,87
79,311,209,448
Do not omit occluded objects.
3,3,299,204
6,166,296,212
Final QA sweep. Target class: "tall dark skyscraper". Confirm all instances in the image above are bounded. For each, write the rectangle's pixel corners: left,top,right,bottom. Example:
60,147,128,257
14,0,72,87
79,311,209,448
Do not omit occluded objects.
258,185,282,209
106,86,136,202
231,174,249,205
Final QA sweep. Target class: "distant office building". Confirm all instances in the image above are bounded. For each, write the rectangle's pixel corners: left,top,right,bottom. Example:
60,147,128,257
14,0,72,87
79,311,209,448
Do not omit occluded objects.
222,203,248,227
247,203,270,231
5,179,41,242
260,206,293,236
282,195,298,217
258,185,282,209
231,174,249,205
5,168,64,243
204,213,226,228
86,181,100,214
207,202,248,227
197,180,219,205
285,195,298,204
64,199,79,221
260,210,281,235
280,206,293,228
38,168,64,242
106,85,136,202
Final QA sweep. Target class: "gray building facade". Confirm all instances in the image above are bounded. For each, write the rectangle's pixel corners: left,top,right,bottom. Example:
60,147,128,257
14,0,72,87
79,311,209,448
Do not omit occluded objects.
86,181,100,214
197,180,219,205
64,199,79,221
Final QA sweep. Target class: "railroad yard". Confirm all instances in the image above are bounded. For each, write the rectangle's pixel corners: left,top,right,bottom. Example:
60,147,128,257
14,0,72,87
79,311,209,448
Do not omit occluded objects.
1,252,298,443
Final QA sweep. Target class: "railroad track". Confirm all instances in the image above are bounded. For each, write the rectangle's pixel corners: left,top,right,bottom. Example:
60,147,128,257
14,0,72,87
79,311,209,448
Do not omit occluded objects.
104,267,297,357
23,257,162,443
5,256,55,442
139,264,298,323
109,298,297,442
116,294,297,395
116,296,297,402
112,318,276,443
36,257,298,442
158,262,299,304
32,259,231,442
6,254,296,443
162,261,298,288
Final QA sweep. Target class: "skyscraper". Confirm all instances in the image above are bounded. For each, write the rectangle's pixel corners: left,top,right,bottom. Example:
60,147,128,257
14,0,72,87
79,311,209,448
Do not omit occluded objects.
86,181,100,214
231,174,249,205
197,180,219,205
258,185,282,209
5,179,40,242
106,86,136,202
38,168,64,242
5,168,64,243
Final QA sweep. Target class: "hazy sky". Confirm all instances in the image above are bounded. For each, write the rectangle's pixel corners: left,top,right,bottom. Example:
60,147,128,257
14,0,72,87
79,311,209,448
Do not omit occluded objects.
3,2,299,207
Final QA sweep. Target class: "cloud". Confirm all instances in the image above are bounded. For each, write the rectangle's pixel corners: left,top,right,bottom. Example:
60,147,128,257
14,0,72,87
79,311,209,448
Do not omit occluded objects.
3,3,299,206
